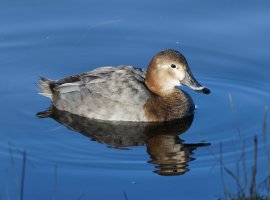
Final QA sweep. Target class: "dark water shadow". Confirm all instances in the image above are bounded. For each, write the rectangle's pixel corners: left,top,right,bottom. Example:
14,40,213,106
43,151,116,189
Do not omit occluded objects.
37,107,210,176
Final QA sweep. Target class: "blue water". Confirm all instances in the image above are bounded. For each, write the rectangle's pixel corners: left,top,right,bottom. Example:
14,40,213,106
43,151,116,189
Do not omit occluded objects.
1,0,270,199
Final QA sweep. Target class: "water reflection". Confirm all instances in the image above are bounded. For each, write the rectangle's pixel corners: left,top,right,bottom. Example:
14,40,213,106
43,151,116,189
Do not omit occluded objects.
147,135,209,176
37,107,210,176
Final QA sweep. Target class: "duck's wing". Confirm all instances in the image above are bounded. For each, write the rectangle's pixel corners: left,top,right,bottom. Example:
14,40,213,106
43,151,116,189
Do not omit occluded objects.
53,66,149,103
52,66,151,121
46,67,118,90
82,66,149,104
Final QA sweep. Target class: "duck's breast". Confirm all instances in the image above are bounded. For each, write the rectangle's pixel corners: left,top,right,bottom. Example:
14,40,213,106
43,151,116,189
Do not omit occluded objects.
143,90,195,122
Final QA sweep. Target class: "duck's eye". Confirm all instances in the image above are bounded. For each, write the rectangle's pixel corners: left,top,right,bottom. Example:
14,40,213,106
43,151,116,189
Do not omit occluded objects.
171,64,176,68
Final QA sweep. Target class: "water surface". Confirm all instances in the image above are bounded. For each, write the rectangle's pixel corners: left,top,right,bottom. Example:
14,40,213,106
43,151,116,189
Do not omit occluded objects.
1,0,270,199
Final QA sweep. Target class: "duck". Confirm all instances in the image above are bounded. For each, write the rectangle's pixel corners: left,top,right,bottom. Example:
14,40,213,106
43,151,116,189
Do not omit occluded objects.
38,49,210,122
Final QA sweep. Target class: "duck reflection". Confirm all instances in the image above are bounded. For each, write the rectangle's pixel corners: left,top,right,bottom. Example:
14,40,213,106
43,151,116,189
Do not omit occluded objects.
37,107,210,176
147,135,208,176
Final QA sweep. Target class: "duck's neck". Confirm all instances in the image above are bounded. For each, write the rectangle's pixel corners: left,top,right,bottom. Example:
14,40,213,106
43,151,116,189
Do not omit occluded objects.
145,80,173,96
145,72,176,97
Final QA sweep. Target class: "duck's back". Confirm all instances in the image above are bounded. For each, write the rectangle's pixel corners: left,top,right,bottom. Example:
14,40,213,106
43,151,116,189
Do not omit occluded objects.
49,66,151,121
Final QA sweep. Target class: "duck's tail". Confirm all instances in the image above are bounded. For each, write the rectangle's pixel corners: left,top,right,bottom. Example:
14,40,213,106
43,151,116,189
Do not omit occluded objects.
37,77,53,100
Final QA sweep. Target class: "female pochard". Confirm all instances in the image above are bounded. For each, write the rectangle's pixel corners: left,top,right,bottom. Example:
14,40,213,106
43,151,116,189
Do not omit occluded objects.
38,49,210,122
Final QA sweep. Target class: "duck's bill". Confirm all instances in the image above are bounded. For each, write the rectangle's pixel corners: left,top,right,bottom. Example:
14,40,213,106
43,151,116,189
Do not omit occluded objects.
181,71,211,94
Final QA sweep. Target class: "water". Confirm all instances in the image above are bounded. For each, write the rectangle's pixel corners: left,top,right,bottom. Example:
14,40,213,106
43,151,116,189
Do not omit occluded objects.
1,0,270,199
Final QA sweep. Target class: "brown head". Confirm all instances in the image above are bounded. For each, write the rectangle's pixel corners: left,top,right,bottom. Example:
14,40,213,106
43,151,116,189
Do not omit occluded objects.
145,49,210,96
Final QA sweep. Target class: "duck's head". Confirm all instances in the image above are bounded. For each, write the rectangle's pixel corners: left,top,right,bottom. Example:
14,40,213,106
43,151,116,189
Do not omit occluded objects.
145,49,210,96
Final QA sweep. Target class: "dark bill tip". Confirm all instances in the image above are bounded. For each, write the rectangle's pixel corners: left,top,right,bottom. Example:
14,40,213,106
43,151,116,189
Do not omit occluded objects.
195,87,211,94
